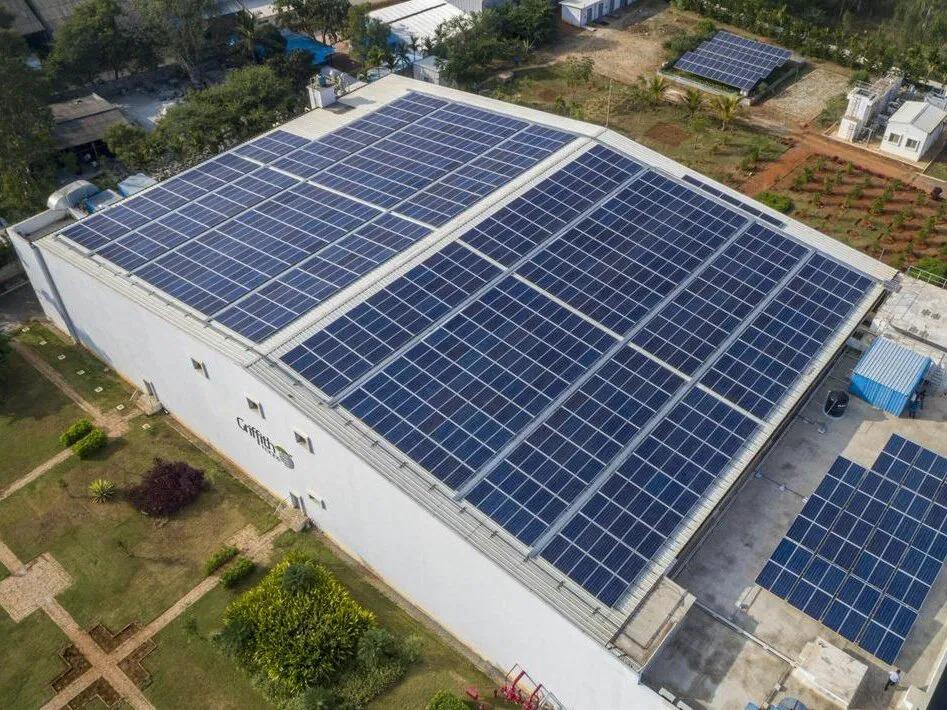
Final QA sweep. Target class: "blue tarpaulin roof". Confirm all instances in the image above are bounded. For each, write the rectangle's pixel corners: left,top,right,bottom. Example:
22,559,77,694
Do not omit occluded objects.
280,30,334,65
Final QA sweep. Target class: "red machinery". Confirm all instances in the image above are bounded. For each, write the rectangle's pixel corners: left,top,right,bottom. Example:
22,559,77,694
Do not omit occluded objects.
495,665,555,710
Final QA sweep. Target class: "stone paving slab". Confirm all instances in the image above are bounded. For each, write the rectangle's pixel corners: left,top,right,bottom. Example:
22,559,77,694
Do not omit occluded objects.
0,553,72,622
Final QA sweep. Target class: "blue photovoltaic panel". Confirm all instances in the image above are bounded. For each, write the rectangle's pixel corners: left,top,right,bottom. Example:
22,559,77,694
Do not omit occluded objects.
681,174,786,228
758,436,947,664
461,145,642,266
630,224,808,375
214,214,430,342
466,347,684,545
397,125,575,226
674,31,792,91
340,276,615,490
280,242,500,397
701,253,874,418
516,171,748,334
541,389,758,605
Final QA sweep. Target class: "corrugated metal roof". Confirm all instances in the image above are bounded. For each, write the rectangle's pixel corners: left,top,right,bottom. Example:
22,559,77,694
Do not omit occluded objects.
853,336,932,395
888,100,947,134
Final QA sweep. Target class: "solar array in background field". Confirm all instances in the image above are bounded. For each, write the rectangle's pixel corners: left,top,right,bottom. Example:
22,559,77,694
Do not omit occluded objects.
281,138,875,607
59,93,574,343
758,436,947,664
674,31,792,91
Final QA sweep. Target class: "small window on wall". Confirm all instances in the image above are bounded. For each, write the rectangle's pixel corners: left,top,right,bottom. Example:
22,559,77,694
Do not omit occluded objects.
887,132,902,145
191,358,208,377
293,430,313,452
246,397,264,418
905,138,920,150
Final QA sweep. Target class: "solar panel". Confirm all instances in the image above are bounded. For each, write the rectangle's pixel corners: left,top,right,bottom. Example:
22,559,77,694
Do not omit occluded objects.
674,31,792,92
466,346,684,545
700,253,874,418
680,174,786,228
461,145,642,266
340,276,616,490
541,389,758,605
630,224,808,375
281,242,501,397
516,171,748,334
758,436,947,664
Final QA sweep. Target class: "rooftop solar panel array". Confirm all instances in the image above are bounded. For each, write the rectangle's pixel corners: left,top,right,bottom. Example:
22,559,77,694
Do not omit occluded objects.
758,436,947,664
674,30,792,92
279,137,876,608
59,92,574,343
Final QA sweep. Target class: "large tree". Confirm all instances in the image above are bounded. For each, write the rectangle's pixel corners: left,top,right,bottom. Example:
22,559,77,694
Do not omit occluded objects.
275,0,349,45
0,10,58,221
47,0,155,85
345,3,389,63
136,0,216,85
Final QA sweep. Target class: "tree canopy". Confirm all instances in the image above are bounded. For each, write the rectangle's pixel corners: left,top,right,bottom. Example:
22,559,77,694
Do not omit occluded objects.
346,3,390,63
136,0,216,85
275,0,349,45
47,0,155,86
0,10,58,221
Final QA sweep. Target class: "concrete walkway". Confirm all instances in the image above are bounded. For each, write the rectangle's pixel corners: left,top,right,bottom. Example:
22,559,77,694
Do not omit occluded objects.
0,449,73,502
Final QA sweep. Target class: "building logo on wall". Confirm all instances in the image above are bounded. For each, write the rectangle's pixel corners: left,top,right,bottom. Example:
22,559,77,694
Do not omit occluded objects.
236,417,294,469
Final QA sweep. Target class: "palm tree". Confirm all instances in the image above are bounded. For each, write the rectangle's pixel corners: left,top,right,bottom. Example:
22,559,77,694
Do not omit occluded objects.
683,87,703,116
233,8,258,64
644,75,670,105
711,94,743,130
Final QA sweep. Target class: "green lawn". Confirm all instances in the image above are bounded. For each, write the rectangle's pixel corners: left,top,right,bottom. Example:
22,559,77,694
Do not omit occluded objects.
16,322,135,411
0,350,85,490
926,145,947,183
0,609,70,708
492,64,788,188
0,418,278,631
145,531,508,710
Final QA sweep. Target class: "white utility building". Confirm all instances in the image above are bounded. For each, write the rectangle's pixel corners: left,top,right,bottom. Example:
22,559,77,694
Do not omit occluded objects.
880,100,947,162
560,0,635,27
9,76,896,709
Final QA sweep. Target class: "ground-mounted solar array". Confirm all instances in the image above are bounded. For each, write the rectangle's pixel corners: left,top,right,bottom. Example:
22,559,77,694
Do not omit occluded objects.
674,31,792,92
59,92,574,343
758,436,947,664
278,137,877,608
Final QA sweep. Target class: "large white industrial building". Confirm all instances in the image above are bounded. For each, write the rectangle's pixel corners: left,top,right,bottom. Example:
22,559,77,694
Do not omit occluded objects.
10,76,906,709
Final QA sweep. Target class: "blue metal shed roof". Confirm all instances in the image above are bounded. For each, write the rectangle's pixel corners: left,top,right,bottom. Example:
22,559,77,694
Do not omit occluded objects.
853,336,931,395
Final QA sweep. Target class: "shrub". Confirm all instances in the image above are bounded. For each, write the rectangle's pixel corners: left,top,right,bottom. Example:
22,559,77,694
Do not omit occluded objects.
88,478,117,502
282,562,319,595
73,429,107,459
221,557,255,588
426,690,468,710
356,628,421,670
59,418,93,448
127,458,205,516
221,553,375,697
286,687,340,710
204,545,239,576
335,664,406,708
756,191,794,214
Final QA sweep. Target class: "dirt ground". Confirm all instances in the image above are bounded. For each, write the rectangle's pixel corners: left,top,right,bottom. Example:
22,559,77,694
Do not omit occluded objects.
536,0,852,132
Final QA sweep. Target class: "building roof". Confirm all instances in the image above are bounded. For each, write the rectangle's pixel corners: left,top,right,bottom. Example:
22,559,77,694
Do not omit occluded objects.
1,0,44,34
370,0,463,44
888,100,947,134
31,76,897,657
50,94,129,149
853,336,931,396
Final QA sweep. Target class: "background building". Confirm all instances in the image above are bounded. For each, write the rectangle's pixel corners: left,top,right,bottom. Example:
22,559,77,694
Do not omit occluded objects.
879,100,947,162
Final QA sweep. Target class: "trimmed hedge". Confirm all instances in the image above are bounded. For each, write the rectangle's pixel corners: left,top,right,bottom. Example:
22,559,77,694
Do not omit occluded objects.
221,552,375,697
59,418,94,448
73,428,107,459
221,557,255,588
204,545,240,576
426,690,468,710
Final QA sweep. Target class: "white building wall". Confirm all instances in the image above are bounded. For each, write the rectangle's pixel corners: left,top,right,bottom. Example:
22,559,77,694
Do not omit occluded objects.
9,231,72,335
561,4,584,26
36,244,666,710
880,122,943,162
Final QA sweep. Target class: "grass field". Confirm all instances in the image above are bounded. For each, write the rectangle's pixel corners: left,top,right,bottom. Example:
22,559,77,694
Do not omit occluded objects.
16,323,134,411
0,418,278,631
926,145,947,184
0,609,69,709
145,531,511,709
0,351,85,490
492,64,788,188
